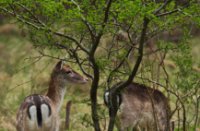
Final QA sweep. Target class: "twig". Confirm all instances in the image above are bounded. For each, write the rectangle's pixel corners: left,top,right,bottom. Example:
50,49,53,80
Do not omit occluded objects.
71,0,96,42
16,3,45,26
107,47,133,88
89,0,114,130
0,6,89,54
69,49,93,79
156,8,180,17
65,101,72,130
153,0,172,15
8,80,32,93
108,17,149,131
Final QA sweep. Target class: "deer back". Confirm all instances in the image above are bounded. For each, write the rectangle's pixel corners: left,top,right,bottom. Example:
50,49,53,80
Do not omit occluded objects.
16,94,59,131
119,83,170,131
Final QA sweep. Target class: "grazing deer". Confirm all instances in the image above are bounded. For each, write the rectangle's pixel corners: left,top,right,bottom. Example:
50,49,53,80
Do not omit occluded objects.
16,61,88,131
104,82,171,131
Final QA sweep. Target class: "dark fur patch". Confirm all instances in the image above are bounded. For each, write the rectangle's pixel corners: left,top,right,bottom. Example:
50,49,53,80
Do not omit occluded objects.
26,94,52,128
125,82,167,104
103,90,122,108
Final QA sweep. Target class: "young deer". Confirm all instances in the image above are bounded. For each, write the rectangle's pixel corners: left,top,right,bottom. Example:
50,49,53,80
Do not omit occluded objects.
16,61,88,131
104,82,171,131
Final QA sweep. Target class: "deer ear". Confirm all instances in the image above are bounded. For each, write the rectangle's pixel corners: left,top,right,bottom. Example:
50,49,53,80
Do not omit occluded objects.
55,60,63,70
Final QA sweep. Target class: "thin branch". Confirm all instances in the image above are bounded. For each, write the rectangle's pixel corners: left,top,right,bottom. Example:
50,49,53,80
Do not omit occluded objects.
69,49,93,80
90,0,113,55
17,3,45,26
95,0,113,39
0,6,89,54
156,8,180,17
153,0,172,15
107,47,133,88
8,80,32,93
103,0,113,27
156,3,189,17
117,17,149,91
108,17,149,131
53,31,89,54
38,50,75,63
89,1,114,130
71,0,96,42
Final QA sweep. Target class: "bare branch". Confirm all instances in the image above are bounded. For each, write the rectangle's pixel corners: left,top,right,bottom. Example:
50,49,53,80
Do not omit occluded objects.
153,0,172,15
38,50,75,63
107,47,133,88
108,17,149,131
16,3,45,26
118,17,149,90
53,31,89,54
89,1,114,130
69,49,93,80
156,3,189,17
103,0,113,28
156,8,180,17
0,6,89,54
71,0,96,42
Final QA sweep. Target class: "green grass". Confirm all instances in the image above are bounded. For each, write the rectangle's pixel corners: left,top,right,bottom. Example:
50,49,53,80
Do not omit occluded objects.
0,24,199,131
0,24,97,131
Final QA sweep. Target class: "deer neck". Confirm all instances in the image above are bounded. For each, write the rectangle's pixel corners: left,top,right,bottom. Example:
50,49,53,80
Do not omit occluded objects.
46,77,67,112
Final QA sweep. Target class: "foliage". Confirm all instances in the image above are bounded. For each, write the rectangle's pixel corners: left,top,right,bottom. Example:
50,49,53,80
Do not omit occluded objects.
0,0,200,130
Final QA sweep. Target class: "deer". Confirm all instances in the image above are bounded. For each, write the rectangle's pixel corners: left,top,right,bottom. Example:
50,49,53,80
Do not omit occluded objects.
104,82,171,131
16,61,88,131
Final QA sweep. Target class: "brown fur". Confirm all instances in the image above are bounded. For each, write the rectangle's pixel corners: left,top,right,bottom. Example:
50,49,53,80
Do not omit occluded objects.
119,83,170,131
16,61,88,131
16,95,58,131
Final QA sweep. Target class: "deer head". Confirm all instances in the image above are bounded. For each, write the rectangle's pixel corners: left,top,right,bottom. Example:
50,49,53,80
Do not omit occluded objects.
51,61,88,85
